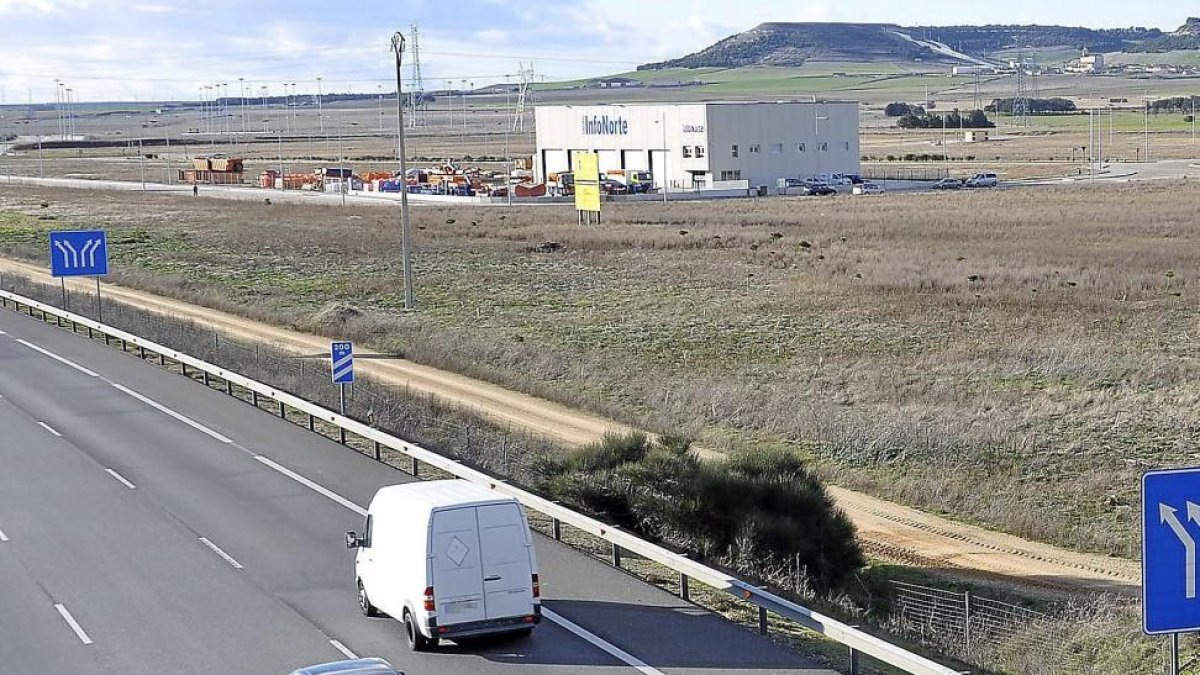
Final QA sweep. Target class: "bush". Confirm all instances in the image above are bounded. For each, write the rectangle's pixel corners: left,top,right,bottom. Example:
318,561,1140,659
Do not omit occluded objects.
539,433,864,591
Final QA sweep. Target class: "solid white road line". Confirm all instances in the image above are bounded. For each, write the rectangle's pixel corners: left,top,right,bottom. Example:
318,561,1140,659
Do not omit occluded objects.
54,603,94,645
37,421,62,437
104,468,137,490
329,639,358,660
254,454,665,675
198,537,244,570
0,528,8,542
541,608,667,675
253,455,368,517
111,383,232,444
16,339,100,378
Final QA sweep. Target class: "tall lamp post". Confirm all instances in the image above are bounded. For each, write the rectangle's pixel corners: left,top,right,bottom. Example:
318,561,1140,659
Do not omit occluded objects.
392,32,415,311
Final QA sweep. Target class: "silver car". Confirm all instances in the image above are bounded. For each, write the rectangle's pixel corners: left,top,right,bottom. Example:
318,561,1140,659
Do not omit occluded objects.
289,658,402,675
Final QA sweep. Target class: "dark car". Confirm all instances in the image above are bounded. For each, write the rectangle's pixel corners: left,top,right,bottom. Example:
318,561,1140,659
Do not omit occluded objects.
600,178,629,195
803,184,837,196
931,178,963,191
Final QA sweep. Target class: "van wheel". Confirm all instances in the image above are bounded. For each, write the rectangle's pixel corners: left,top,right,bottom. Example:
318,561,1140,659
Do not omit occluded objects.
357,580,378,617
404,610,434,651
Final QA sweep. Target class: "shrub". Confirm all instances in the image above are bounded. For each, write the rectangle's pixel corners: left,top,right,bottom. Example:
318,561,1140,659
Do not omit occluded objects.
539,433,864,591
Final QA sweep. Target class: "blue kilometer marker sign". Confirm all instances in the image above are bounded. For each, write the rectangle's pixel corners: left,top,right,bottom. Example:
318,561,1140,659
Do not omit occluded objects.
1143,467,1200,634
49,230,109,278
331,341,354,384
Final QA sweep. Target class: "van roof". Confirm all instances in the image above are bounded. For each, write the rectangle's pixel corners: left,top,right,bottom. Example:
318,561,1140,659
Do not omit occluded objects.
371,479,519,514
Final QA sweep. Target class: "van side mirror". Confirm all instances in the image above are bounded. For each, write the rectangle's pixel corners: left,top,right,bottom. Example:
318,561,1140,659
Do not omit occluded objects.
345,531,360,549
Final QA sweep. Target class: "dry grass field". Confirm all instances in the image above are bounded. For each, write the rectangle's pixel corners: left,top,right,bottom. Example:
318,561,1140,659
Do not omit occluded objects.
1,181,1198,561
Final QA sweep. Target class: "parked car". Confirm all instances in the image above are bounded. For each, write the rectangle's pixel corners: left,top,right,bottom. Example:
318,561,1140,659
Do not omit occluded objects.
804,184,838,196
802,177,830,189
288,658,401,675
931,178,963,191
846,174,866,185
600,178,629,195
821,173,853,186
852,182,884,195
347,480,541,651
965,172,999,188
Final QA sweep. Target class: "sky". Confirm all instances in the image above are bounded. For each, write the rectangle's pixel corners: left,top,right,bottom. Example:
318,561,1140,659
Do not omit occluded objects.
0,0,1191,103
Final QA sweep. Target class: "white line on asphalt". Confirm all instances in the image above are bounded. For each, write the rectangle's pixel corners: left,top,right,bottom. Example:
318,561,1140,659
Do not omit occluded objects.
253,455,368,516
54,603,93,645
37,421,62,437
0,528,8,542
0,329,7,334
542,608,666,675
104,468,137,490
330,639,358,660
16,339,100,377
198,537,244,570
111,383,233,444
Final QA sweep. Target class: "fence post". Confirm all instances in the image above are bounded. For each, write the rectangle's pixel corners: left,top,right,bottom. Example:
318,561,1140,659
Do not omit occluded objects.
964,590,973,655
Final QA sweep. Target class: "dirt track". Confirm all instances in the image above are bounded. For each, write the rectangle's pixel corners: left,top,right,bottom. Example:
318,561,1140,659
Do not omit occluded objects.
0,257,1141,595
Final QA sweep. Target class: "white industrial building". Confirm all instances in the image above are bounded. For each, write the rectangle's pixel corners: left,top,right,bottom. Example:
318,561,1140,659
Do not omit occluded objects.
534,101,860,191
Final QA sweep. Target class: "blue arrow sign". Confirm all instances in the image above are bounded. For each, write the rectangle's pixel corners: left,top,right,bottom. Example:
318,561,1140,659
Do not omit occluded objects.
49,230,109,277
331,341,354,384
1144,467,1200,634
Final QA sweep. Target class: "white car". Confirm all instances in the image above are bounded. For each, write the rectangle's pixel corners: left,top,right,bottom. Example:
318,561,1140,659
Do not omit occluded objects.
965,172,999,188
852,182,884,195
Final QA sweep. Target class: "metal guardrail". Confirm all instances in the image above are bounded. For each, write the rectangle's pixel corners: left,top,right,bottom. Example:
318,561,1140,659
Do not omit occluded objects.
0,288,964,675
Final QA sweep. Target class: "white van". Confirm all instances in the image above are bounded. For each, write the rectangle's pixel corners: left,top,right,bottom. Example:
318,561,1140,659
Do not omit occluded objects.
346,480,541,651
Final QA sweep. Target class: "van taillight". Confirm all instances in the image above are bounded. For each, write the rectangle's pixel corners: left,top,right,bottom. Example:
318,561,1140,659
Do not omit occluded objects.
531,574,540,598
423,586,436,612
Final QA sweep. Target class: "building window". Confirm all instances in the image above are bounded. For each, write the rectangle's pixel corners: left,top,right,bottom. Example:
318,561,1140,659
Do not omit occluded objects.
770,143,783,154
682,146,693,158
819,142,829,152
796,143,806,153
719,170,742,181
749,144,761,154
731,144,739,158
695,145,705,158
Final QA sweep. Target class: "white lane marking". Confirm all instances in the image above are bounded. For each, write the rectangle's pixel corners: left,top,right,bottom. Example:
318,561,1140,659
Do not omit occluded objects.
111,383,232,444
37,421,62,437
253,455,367,517
542,608,666,675
0,329,7,334
0,528,8,542
198,537,244,570
330,639,358,660
104,468,137,490
252,454,663,674
16,339,100,378
54,603,94,645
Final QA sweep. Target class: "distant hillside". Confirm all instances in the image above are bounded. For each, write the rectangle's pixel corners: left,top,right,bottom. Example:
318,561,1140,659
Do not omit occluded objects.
638,21,1175,71
638,23,942,70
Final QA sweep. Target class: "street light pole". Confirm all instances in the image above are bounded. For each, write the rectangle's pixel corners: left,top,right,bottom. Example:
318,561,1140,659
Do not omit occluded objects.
392,32,415,311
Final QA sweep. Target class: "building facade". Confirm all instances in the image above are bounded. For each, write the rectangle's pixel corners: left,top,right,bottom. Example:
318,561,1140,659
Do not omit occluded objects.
534,101,860,190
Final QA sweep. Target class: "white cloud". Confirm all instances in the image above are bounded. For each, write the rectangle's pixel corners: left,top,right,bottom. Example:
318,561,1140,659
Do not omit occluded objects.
0,0,90,13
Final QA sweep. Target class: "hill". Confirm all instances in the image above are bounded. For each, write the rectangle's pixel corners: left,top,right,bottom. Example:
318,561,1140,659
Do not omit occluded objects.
638,22,1169,71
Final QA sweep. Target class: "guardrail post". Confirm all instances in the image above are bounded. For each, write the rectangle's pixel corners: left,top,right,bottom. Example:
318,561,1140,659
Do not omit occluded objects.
849,646,860,675
181,363,189,378
308,413,314,431
103,333,110,346
278,401,286,418
552,518,562,541
225,379,233,395
611,542,622,569
680,573,690,601
252,391,259,407
203,371,210,387
373,441,381,461
139,345,146,359
88,326,93,339
410,456,420,476
339,426,347,445
758,606,768,635
121,339,127,352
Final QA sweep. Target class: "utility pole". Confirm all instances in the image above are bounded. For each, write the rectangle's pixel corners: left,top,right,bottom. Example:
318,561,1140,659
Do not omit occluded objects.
392,32,415,311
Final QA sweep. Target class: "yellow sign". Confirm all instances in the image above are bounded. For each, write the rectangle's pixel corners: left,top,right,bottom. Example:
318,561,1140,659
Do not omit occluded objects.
573,152,601,212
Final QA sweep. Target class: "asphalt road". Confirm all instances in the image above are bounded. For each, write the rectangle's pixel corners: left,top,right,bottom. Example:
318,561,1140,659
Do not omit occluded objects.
0,307,836,675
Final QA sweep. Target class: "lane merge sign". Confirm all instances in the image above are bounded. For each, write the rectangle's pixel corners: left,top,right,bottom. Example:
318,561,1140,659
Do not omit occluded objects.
1143,467,1200,634
331,341,354,384
49,230,109,277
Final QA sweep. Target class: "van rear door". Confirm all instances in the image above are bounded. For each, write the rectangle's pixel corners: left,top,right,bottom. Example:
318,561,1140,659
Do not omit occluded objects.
430,507,487,625
477,503,535,620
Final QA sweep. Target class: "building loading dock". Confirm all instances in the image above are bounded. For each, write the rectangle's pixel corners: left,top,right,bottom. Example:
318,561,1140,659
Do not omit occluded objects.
534,101,860,191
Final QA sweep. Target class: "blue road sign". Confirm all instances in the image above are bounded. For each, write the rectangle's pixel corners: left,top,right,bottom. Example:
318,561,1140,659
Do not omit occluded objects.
49,230,109,278
1144,467,1200,634
331,341,354,384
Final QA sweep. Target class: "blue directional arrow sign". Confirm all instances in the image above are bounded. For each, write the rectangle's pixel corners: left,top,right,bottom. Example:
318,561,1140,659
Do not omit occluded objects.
49,230,109,277
1143,467,1200,635
331,341,354,384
